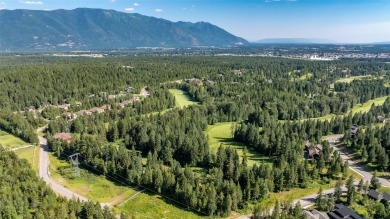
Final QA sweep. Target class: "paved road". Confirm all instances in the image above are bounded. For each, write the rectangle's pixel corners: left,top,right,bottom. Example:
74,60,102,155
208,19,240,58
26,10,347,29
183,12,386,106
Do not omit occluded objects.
326,135,390,187
38,136,89,202
236,134,390,219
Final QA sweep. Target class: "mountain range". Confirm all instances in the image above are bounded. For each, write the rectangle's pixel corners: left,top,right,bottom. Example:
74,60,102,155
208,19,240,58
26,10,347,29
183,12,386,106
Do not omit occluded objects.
0,8,247,50
253,38,337,44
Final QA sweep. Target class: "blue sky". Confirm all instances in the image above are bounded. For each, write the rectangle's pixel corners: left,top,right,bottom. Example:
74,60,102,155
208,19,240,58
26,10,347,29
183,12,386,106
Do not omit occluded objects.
1,0,389,43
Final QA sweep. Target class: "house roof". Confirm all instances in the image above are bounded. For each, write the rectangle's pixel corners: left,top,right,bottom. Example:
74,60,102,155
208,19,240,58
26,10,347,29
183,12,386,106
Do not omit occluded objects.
331,203,363,219
368,189,383,200
53,132,72,142
382,192,390,201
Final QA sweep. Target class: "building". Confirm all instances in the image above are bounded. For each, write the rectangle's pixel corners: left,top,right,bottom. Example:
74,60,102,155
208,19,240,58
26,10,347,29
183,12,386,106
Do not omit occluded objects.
378,116,388,124
382,192,390,202
328,204,362,219
305,210,330,219
368,189,383,201
53,132,72,143
351,124,359,136
304,140,323,160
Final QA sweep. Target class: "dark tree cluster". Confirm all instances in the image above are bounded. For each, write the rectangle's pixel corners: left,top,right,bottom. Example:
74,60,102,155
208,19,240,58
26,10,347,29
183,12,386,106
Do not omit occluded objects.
0,146,116,219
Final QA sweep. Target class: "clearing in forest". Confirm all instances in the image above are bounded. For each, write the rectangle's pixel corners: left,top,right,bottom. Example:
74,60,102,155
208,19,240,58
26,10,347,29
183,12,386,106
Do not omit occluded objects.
308,95,390,121
168,89,199,108
14,146,40,172
48,153,202,217
0,130,29,149
48,153,137,204
205,122,272,167
297,73,313,81
118,192,203,219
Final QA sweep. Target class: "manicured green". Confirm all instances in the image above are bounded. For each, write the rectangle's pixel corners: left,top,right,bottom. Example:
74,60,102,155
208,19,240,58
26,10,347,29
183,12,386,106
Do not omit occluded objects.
297,73,313,81
14,145,40,172
205,122,272,167
169,89,199,108
118,192,204,219
307,96,390,121
335,75,372,83
349,96,389,114
0,129,30,149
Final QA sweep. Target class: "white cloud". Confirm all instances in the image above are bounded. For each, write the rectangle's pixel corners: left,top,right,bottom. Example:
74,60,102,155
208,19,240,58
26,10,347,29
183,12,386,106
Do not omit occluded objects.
125,7,134,11
0,2,5,9
155,8,163,12
109,0,116,3
20,1,43,4
134,3,140,6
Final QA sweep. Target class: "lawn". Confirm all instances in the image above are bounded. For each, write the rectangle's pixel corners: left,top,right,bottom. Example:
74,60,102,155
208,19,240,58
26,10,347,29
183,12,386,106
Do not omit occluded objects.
384,84,390,88
48,153,137,204
118,192,204,219
334,75,372,84
205,122,272,167
14,145,40,172
297,73,313,81
169,89,199,108
306,96,389,122
348,96,389,115
0,130,30,149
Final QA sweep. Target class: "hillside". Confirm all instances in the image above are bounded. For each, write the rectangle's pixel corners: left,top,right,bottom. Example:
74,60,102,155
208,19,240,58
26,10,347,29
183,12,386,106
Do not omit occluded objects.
0,8,247,50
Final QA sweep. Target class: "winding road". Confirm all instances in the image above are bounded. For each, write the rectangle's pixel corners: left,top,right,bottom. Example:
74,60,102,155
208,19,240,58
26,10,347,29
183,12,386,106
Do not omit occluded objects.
38,136,89,202
237,134,390,219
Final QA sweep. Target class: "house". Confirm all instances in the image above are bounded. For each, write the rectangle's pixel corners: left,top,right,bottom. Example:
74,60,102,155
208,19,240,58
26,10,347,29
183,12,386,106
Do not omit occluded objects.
304,210,330,219
328,203,363,219
63,112,77,121
368,189,383,201
378,116,388,124
351,124,359,136
53,132,72,143
58,104,70,110
125,86,135,92
382,192,390,202
304,140,323,160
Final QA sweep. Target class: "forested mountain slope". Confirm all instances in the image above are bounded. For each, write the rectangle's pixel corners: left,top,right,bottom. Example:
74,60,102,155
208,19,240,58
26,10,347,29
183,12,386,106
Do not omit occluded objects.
0,8,247,50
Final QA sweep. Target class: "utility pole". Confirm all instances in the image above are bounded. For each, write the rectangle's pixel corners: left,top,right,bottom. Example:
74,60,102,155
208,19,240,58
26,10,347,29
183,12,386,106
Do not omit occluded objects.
69,153,81,177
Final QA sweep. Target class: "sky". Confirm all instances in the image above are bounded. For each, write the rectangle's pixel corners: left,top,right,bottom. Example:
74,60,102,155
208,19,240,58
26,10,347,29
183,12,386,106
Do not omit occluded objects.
1,0,390,43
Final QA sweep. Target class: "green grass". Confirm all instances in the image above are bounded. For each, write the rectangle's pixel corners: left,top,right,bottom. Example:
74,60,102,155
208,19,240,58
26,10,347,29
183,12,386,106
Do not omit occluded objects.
205,122,272,167
306,96,389,122
384,84,390,88
0,130,29,149
14,145,40,172
48,153,206,218
118,192,204,219
334,75,372,83
48,153,137,205
169,89,199,108
297,73,313,81
349,96,388,115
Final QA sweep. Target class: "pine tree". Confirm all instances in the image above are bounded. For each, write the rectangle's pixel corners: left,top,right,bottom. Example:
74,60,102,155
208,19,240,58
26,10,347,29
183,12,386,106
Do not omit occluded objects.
370,171,381,190
334,178,343,201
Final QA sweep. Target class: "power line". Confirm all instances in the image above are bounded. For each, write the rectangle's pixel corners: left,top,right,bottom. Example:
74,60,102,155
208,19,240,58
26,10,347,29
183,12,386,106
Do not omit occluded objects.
52,147,210,216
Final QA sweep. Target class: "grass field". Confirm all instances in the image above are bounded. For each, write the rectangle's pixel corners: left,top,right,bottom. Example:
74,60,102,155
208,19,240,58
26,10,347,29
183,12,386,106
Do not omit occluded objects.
205,122,272,167
0,130,29,149
14,146,40,172
169,89,199,108
48,153,137,204
385,84,390,88
48,153,206,217
334,75,371,83
349,96,389,115
118,192,204,219
297,73,313,81
307,95,390,122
